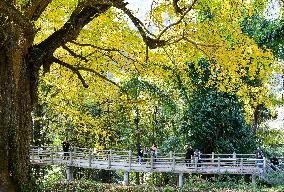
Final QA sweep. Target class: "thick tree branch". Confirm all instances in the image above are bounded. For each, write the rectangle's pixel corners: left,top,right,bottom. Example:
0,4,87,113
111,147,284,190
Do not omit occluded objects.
113,1,166,49
173,0,183,14
24,0,53,21
51,57,89,88
33,1,112,67
114,0,197,49
0,1,33,35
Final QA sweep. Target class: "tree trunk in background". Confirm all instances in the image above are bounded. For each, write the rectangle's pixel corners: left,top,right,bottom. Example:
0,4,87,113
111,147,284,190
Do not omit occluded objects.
0,17,36,191
253,104,262,135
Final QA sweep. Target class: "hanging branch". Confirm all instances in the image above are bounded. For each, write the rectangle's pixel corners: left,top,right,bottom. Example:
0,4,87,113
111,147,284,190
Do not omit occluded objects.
76,66,129,98
70,40,121,52
70,40,140,66
157,0,198,39
145,45,149,63
62,44,88,62
51,56,129,97
51,57,89,88
184,37,221,48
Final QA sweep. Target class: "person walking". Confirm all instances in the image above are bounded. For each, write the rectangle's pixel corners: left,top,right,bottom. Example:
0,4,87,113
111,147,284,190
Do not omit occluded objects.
62,140,70,159
137,144,143,164
150,143,157,162
185,145,194,167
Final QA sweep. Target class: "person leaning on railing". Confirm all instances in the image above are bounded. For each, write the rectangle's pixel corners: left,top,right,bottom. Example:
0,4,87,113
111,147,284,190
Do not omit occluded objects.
194,149,202,167
255,147,264,168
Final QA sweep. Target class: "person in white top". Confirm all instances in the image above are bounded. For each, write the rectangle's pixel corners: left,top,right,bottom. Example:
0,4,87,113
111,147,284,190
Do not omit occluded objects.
150,143,157,162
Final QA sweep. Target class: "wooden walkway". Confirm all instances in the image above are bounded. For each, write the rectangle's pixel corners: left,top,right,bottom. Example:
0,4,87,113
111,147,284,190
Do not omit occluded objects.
30,146,268,175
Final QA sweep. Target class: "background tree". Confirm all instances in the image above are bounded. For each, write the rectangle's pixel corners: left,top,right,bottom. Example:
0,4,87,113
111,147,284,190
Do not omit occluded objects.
181,59,256,153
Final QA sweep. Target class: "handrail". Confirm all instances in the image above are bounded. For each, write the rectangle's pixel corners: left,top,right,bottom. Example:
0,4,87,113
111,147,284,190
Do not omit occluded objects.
29,146,279,175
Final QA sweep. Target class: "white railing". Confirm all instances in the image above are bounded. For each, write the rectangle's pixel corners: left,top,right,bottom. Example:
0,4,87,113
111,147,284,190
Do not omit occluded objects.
30,146,270,174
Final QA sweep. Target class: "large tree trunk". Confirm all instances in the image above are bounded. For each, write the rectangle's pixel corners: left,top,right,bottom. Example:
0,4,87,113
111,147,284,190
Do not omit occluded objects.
0,16,35,192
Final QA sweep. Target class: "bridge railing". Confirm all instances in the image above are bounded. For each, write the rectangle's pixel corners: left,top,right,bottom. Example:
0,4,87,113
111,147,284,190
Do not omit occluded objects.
30,146,269,174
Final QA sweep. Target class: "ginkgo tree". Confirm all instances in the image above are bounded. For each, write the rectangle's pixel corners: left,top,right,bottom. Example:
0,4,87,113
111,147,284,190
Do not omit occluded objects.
0,0,277,191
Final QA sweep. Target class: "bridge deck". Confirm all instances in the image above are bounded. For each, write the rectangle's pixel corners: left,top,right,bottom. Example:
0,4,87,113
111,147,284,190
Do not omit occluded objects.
30,146,274,175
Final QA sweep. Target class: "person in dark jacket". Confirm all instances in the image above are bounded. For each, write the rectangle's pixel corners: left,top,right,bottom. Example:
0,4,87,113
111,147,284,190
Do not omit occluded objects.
185,145,194,166
62,140,70,159
137,144,143,164
270,156,279,171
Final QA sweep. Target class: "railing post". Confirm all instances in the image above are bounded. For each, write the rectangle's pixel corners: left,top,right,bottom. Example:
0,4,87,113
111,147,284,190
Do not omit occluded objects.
251,174,256,185
211,152,215,163
51,151,54,164
108,150,112,169
263,157,266,169
194,157,198,172
169,151,173,158
240,158,243,173
89,152,92,167
262,157,266,176
70,151,73,165
218,157,220,172
172,156,175,171
56,146,59,159
233,152,236,166
128,150,132,171
37,147,40,159
32,149,35,162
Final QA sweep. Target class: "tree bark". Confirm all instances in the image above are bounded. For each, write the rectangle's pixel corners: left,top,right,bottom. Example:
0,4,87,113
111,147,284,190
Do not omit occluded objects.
0,1,112,190
0,17,35,191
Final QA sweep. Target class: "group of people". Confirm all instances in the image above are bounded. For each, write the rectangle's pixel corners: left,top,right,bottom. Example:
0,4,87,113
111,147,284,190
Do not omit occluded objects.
256,147,280,171
247,147,282,171
183,146,282,170
185,146,202,166
137,143,158,164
